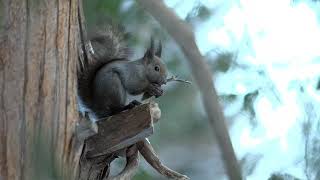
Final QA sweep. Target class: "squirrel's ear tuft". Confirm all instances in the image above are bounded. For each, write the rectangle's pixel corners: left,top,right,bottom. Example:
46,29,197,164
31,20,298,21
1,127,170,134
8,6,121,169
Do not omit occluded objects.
144,37,155,61
156,40,162,58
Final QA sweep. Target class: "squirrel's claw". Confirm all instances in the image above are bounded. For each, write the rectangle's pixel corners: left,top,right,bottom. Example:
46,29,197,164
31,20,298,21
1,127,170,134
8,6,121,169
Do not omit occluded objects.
124,100,142,110
129,100,142,106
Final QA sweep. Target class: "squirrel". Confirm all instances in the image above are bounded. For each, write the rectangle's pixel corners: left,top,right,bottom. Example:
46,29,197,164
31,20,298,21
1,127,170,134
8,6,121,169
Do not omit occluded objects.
78,25,168,119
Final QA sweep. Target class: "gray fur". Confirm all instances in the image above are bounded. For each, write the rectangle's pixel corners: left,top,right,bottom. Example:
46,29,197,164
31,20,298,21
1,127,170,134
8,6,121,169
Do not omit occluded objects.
91,57,167,118
77,26,168,119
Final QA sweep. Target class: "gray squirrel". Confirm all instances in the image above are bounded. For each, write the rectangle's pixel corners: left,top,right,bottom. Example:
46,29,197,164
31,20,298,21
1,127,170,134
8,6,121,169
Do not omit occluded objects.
78,26,168,119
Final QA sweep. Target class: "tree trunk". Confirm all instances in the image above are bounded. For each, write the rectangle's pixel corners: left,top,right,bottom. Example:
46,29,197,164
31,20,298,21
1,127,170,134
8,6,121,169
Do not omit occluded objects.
0,0,79,179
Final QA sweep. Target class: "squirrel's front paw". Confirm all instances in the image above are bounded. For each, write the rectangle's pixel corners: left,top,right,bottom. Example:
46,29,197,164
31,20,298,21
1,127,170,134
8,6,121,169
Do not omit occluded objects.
146,84,163,98
123,100,142,111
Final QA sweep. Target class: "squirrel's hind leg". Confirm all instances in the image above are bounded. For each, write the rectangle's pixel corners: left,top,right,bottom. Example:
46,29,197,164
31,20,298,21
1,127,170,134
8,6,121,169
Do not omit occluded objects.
94,70,127,116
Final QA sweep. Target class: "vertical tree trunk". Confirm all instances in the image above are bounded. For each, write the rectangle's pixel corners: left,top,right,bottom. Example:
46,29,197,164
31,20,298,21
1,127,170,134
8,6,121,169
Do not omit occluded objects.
0,0,79,179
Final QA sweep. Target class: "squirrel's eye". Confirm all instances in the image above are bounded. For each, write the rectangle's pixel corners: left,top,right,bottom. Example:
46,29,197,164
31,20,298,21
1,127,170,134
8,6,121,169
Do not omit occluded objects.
154,65,160,72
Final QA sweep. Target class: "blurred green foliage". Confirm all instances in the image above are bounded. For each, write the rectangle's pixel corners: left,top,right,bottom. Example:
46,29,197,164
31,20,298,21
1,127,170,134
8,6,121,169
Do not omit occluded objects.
242,90,259,127
186,3,212,24
208,51,234,73
268,173,301,180
0,0,3,33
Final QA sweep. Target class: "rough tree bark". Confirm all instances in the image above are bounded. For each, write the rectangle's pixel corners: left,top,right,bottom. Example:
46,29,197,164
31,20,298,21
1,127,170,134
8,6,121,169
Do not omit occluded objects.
0,0,80,179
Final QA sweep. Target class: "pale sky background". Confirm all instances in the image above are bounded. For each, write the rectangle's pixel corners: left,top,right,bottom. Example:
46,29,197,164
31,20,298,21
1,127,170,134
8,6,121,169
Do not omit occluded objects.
165,0,320,179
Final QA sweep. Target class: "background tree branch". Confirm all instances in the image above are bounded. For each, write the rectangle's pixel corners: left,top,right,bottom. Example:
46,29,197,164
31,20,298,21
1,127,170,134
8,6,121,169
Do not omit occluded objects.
135,0,242,179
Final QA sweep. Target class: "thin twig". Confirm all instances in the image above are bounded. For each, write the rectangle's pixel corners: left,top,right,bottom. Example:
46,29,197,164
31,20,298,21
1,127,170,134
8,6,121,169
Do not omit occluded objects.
167,75,191,84
106,145,139,180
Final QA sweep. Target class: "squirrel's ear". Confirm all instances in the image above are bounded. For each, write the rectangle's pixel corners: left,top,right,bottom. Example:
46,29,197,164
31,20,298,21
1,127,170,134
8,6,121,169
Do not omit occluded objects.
155,40,162,58
144,37,155,61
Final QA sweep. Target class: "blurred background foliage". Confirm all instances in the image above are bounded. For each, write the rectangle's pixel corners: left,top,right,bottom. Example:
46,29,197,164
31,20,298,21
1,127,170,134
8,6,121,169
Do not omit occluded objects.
83,0,320,180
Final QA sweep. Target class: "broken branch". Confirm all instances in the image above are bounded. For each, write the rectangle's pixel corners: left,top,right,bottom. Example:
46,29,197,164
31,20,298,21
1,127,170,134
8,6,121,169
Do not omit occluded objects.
106,145,139,180
137,139,190,180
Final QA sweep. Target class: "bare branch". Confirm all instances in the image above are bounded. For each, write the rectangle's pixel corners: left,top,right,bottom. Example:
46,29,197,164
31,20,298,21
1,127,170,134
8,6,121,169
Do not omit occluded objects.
106,145,139,180
135,0,242,179
137,139,189,180
167,75,192,84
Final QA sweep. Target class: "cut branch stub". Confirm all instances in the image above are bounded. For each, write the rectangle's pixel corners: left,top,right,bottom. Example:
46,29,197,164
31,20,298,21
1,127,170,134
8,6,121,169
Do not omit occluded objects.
85,103,155,158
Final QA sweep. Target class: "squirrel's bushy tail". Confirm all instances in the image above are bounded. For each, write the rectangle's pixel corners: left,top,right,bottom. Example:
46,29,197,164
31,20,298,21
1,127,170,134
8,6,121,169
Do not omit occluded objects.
77,25,131,113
